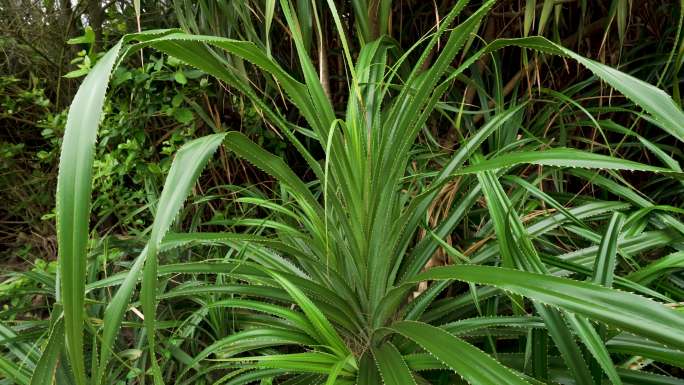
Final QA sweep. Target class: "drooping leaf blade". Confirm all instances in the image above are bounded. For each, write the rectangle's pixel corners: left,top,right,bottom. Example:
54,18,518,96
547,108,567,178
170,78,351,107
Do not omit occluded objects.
411,265,684,351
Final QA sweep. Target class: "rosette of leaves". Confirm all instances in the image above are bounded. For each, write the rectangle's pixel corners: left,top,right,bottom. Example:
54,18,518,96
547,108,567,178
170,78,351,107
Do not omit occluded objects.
24,1,684,385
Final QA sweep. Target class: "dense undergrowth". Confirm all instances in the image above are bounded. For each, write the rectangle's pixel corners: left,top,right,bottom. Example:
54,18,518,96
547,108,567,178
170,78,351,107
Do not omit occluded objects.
2,1,684,384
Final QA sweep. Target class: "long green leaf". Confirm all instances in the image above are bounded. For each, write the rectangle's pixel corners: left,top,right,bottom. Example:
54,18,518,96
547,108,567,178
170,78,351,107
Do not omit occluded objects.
593,212,625,288
627,251,684,285
412,265,684,351
140,133,226,384
356,351,381,385
607,333,684,368
457,148,680,176
30,318,64,385
372,343,417,385
565,313,622,385
389,321,531,385
269,272,350,358
99,134,226,383
56,40,122,385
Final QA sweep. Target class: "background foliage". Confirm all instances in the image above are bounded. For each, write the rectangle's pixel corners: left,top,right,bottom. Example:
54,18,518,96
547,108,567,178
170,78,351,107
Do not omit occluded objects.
1,0,684,384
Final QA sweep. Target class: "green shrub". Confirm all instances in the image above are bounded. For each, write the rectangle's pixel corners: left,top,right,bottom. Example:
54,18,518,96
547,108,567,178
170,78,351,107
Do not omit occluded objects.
4,1,684,385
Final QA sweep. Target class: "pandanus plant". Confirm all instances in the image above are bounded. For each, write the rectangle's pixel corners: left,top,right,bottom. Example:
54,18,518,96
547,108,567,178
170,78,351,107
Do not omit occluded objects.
33,0,684,384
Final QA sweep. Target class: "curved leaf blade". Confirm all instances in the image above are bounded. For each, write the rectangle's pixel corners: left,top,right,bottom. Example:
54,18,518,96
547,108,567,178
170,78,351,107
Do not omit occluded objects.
388,321,531,385
413,265,684,351
100,134,226,383
457,148,681,176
